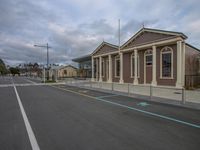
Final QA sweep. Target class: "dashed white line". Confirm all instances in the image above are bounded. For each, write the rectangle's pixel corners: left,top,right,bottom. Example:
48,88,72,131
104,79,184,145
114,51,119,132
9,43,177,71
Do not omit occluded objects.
13,84,40,150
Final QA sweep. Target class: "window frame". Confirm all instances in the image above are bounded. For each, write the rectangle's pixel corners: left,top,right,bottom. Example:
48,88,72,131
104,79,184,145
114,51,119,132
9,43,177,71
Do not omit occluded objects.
144,49,153,67
130,53,140,78
160,46,173,79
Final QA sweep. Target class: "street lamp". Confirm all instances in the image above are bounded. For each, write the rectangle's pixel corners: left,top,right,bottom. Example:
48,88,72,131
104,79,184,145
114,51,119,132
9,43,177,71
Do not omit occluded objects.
34,43,52,82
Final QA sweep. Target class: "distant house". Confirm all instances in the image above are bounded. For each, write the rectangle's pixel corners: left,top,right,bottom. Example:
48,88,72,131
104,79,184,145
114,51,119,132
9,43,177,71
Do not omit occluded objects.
49,65,77,80
72,55,92,78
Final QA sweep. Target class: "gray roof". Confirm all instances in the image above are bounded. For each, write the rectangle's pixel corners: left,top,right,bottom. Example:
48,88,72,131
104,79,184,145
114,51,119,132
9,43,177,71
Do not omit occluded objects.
50,65,77,70
72,54,91,62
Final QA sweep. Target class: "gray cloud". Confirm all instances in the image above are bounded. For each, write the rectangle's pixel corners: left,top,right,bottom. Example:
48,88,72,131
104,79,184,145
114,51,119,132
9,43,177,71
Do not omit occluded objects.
0,0,199,66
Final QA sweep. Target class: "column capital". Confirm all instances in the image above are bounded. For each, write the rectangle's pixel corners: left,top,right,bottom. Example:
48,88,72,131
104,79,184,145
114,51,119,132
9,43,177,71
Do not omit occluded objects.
177,40,183,44
152,45,156,48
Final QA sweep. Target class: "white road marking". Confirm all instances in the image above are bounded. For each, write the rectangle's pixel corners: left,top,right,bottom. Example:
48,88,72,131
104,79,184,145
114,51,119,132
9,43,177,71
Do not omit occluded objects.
0,82,65,87
13,84,40,150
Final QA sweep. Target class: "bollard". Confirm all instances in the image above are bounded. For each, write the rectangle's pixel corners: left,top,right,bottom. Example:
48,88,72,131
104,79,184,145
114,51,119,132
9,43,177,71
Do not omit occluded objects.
150,84,152,100
90,80,92,88
182,88,185,104
128,83,130,96
112,82,114,91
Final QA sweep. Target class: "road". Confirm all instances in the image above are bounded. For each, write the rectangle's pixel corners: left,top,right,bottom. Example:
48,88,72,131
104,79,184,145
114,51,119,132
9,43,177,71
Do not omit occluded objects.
0,76,200,150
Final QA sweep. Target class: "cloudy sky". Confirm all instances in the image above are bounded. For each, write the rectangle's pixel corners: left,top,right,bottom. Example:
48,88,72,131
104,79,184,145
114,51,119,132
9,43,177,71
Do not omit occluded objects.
0,0,200,66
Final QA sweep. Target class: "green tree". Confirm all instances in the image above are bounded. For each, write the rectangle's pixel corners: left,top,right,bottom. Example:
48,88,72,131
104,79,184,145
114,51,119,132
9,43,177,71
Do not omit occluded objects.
0,59,8,75
9,67,20,76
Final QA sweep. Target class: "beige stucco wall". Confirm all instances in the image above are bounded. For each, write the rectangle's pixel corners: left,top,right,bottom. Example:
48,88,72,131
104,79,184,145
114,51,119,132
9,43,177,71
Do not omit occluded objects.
58,66,77,77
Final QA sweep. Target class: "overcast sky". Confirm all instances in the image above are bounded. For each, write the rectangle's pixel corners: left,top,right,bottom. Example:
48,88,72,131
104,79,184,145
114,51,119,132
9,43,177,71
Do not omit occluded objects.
0,0,200,66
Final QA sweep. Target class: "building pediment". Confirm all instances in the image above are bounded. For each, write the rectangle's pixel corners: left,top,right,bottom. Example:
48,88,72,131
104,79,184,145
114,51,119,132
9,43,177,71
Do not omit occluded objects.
92,41,118,56
121,28,187,49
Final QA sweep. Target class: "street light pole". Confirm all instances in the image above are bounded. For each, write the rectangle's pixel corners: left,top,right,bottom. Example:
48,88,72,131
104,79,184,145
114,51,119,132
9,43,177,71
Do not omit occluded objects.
34,43,52,81
47,43,49,68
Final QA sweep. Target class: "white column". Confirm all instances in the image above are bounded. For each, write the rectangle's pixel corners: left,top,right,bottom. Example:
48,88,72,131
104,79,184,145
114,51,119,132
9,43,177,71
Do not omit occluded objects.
198,57,200,74
133,49,138,85
176,40,182,87
91,56,95,81
99,56,102,82
182,42,185,87
96,58,98,81
152,45,157,85
108,54,112,83
119,52,124,83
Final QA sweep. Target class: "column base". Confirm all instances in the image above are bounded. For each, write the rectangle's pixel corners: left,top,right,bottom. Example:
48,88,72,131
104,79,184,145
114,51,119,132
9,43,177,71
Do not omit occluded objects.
133,79,139,85
91,78,95,82
119,79,124,84
151,81,157,86
176,82,182,88
99,78,103,82
107,79,112,83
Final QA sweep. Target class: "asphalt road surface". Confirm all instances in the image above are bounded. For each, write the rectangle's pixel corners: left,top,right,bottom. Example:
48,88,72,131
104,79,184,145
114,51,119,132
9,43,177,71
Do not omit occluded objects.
0,76,200,150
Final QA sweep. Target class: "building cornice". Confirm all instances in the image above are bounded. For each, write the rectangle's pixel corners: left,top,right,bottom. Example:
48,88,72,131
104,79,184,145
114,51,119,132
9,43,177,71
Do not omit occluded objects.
121,37,183,52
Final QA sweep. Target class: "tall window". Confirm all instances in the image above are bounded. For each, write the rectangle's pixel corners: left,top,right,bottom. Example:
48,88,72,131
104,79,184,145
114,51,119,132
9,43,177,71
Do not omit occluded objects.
145,50,152,66
115,55,120,77
131,53,139,77
161,47,173,78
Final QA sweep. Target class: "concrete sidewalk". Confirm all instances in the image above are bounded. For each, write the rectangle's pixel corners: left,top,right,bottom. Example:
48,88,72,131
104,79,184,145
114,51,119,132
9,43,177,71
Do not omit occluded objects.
65,80,200,110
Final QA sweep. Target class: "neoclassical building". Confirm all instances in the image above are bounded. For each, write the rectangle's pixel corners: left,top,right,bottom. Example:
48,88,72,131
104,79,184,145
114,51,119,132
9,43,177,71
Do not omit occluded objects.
90,28,200,88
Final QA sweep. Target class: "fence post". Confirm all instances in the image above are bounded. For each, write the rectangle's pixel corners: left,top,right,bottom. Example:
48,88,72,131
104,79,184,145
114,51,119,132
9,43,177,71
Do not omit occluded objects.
90,80,92,88
112,82,114,91
128,83,130,96
182,88,185,104
150,84,152,100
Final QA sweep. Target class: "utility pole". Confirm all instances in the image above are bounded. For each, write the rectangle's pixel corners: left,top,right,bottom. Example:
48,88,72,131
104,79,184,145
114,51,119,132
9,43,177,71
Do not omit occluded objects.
118,19,121,52
47,43,49,68
34,43,52,81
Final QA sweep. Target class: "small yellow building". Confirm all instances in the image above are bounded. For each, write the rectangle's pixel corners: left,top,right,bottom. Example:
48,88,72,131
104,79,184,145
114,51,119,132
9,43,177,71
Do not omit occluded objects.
49,65,77,80
58,65,77,78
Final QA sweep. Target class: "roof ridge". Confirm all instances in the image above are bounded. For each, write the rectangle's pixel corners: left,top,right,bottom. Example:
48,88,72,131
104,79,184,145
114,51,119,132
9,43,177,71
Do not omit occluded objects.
121,27,187,49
